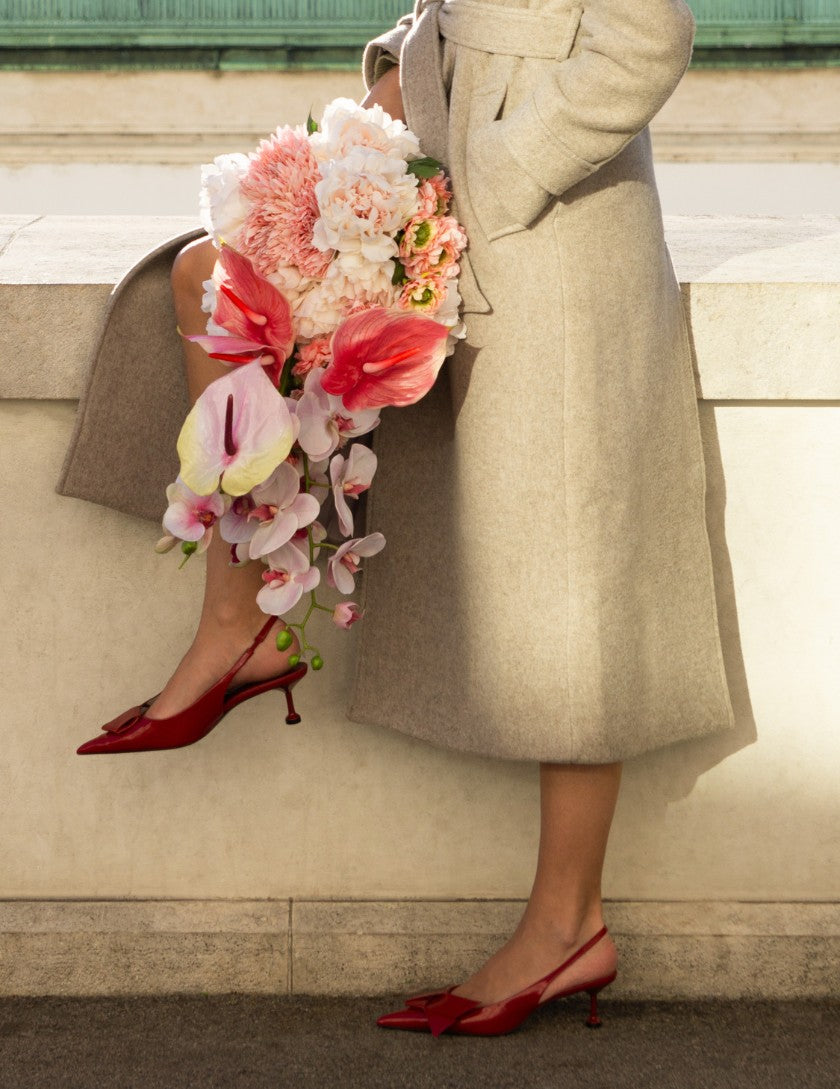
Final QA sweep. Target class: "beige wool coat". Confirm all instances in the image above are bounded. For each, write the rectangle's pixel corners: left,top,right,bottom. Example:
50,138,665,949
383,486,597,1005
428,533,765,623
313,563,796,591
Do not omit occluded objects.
58,0,738,763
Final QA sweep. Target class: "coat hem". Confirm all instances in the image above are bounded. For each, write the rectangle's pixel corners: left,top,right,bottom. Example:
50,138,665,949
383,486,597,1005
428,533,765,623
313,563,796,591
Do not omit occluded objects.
343,696,740,766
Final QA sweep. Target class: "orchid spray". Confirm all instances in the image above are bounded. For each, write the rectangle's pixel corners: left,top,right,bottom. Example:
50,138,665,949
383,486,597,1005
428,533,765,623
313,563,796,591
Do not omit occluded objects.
157,98,469,675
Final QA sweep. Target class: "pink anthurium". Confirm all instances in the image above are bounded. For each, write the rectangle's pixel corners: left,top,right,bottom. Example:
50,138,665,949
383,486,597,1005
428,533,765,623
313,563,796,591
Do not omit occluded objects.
176,360,298,497
182,243,295,386
256,542,321,617
321,305,450,411
246,460,321,560
329,443,377,537
326,532,386,594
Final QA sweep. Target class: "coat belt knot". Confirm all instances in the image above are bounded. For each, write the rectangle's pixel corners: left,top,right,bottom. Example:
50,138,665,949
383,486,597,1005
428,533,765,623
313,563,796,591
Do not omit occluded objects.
403,0,583,165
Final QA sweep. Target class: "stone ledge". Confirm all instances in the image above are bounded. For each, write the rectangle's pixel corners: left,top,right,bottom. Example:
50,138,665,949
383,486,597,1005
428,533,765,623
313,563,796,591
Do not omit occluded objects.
1,214,839,401
0,899,837,998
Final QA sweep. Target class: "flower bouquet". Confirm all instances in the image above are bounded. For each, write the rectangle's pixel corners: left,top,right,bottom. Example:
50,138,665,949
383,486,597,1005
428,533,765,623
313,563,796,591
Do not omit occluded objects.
156,97,470,674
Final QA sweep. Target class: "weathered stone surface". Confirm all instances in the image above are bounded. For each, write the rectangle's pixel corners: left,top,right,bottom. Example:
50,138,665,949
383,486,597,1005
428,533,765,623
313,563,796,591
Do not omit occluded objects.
0,901,290,996
2,214,839,399
1,899,836,998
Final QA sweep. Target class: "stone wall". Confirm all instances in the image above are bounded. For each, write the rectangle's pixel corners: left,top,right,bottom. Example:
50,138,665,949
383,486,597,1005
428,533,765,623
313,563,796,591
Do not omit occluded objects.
1,213,838,997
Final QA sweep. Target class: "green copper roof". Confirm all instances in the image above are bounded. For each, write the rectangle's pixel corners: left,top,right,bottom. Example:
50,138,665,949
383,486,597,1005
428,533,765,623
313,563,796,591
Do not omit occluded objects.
0,2,838,68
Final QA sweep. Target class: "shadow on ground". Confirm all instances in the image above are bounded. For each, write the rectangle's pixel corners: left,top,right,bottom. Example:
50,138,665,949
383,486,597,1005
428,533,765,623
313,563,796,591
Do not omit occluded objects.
0,995,837,1089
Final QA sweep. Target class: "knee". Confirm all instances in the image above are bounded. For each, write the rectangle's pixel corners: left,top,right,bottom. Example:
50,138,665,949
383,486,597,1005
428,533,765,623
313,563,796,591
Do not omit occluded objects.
170,235,217,303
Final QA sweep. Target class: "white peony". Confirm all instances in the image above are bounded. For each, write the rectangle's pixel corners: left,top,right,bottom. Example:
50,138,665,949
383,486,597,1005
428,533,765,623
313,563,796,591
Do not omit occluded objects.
312,145,420,263
199,152,252,246
292,261,398,341
309,96,421,164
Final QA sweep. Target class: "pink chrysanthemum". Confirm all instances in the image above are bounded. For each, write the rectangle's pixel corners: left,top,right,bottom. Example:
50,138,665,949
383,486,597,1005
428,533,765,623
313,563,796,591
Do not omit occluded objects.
239,125,334,281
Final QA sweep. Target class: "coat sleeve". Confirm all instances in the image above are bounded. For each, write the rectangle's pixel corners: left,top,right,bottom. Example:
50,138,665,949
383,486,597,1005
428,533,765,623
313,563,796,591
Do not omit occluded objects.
361,11,415,92
467,0,696,239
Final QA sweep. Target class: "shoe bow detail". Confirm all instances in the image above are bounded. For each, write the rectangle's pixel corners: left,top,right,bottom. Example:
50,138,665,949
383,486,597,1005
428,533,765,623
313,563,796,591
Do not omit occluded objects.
377,925,615,1036
405,988,448,1009
102,703,151,734
421,989,483,1037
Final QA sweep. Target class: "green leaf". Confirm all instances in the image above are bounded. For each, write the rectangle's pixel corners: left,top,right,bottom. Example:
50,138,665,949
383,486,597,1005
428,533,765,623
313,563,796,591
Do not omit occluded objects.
306,109,319,134
406,156,442,179
391,258,407,285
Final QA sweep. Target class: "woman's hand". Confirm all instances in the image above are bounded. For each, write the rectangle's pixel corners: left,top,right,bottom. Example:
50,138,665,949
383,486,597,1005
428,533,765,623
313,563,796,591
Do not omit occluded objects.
360,63,406,124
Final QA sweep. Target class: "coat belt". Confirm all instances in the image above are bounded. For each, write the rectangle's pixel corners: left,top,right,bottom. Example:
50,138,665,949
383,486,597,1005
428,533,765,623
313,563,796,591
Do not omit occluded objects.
405,0,579,165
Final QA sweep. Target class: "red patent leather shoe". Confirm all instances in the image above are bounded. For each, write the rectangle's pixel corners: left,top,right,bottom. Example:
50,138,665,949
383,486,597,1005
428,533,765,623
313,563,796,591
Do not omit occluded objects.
76,615,306,754
377,925,617,1036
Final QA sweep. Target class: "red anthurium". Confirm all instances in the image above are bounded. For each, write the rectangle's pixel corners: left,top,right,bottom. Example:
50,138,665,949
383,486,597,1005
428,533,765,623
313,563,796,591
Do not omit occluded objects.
322,305,450,411
183,243,295,386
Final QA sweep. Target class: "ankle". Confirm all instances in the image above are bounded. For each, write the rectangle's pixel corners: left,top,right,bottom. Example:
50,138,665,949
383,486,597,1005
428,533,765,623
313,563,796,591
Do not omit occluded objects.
517,901,606,948
197,605,276,640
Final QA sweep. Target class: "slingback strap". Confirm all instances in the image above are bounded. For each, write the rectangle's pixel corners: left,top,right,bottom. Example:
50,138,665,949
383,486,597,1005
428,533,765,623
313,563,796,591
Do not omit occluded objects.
536,925,609,999
219,615,278,684
411,925,610,1030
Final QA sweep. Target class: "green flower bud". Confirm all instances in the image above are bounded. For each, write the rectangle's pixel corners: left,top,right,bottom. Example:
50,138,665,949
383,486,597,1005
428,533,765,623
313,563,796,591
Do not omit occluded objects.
288,653,301,667
311,654,324,671
276,629,294,651
181,540,198,556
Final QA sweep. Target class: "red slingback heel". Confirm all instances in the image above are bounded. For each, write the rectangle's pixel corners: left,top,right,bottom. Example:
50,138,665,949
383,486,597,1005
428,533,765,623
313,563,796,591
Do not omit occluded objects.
377,925,617,1036
75,615,307,754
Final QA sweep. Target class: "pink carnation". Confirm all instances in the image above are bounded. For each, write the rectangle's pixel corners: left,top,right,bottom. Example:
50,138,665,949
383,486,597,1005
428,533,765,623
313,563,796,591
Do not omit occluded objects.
401,214,467,279
239,125,334,281
396,276,448,314
292,335,333,378
416,172,452,217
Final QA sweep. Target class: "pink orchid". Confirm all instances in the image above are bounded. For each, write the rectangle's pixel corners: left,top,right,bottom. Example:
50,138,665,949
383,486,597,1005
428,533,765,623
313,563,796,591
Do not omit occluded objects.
228,541,254,567
219,492,257,545
332,601,364,629
295,365,380,461
326,532,386,594
289,520,328,563
246,460,321,560
321,305,450,411
329,443,377,538
256,542,321,617
182,244,295,386
177,361,298,497
160,477,230,554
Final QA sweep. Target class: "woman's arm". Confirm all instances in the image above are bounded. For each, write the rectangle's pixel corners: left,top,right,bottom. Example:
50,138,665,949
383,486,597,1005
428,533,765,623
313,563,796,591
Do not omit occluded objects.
360,62,407,124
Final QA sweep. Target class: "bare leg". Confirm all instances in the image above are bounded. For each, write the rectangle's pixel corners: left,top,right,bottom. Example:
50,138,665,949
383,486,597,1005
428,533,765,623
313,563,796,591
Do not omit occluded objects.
145,236,301,719
451,761,623,1004
146,70,404,719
